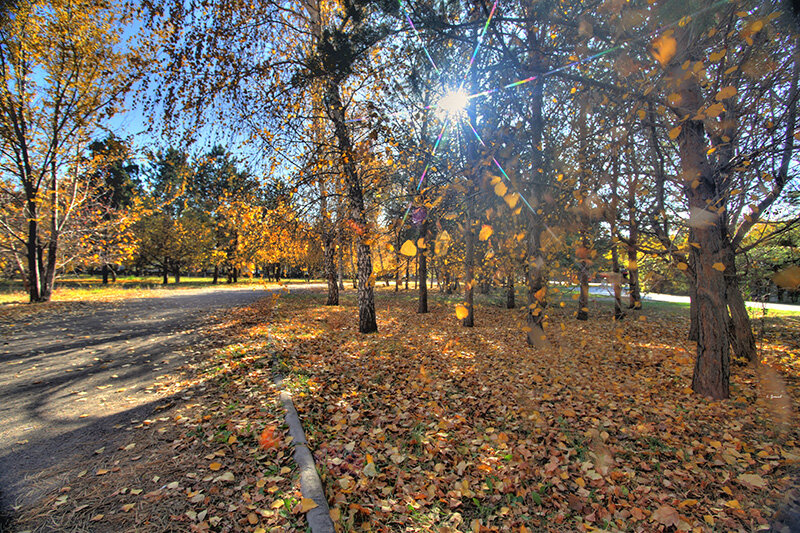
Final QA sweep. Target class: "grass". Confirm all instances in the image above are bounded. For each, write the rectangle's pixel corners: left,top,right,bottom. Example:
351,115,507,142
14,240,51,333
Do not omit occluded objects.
0,276,319,306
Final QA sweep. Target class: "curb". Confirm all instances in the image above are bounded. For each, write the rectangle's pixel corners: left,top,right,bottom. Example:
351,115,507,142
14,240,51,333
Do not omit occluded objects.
273,365,335,533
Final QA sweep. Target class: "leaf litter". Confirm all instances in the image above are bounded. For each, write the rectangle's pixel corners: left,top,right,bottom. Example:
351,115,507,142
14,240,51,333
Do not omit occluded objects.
10,287,800,532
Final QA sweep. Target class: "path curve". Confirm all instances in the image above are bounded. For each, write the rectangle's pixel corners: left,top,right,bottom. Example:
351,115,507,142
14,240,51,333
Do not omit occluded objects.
0,285,275,518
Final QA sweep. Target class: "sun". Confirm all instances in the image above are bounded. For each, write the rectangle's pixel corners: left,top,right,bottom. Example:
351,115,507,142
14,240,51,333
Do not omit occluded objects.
436,88,469,118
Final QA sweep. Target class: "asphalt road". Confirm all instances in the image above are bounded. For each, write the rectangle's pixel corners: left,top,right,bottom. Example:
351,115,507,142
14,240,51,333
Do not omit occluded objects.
0,285,273,520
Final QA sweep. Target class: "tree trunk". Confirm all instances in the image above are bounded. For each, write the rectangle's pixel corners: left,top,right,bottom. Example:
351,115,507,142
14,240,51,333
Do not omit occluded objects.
109,266,117,282
337,232,345,290
577,253,589,321
627,199,641,310
162,264,169,285
417,221,428,314
213,264,219,284
688,242,699,341
174,267,181,284
526,222,547,345
463,220,475,327
611,243,623,321
102,263,109,284
325,77,376,333
506,275,515,309
324,230,339,305
678,103,730,399
724,242,757,363
26,201,42,302
523,17,547,346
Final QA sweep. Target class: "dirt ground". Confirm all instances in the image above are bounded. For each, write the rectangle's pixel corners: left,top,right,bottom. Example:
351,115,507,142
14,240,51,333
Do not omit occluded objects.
0,285,274,526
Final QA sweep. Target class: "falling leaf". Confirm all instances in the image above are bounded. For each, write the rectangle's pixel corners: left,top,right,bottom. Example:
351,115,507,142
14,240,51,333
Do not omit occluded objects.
493,181,507,197
455,304,469,320
651,34,677,65
504,192,520,209
478,225,493,241
260,426,280,450
772,265,800,289
712,262,726,272
400,240,417,257
715,86,737,101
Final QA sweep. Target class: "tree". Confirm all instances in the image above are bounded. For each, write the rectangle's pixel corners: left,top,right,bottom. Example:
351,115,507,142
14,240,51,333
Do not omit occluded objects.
0,0,144,301
85,134,141,283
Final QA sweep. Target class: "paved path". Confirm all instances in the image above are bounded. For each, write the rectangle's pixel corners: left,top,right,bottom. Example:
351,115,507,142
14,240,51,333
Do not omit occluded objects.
581,284,800,312
0,285,273,518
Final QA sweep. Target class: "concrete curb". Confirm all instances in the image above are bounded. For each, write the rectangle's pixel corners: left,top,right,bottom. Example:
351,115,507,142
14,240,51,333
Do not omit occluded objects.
273,364,335,533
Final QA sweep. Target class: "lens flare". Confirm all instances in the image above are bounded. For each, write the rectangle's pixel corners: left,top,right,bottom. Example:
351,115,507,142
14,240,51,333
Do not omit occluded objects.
436,89,469,117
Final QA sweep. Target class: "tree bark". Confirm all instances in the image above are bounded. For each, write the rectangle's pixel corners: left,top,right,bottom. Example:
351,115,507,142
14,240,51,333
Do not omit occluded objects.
324,78,376,333
506,275,515,309
627,185,641,310
26,201,42,302
324,230,339,305
676,95,730,399
162,264,169,285
102,263,109,284
463,221,475,327
724,242,757,363
417,221,428,314
213,264,219,284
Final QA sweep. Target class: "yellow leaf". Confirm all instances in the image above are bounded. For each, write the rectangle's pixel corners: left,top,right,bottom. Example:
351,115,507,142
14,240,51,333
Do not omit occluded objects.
494,181,508,197
504,192,520,209
709,49,726,62
706,102,725,117
416,238,426,249
455,304,469,320
677,262,688,271
534,287,546,302
478,225,493,241
712,262,726,271
669,126,682,140
668,92,682,105
299,497,318,513
772,265,800,289
651,34,677,66
637,109,646,119
121,503,135,512
400,240,417,257
725,499,741,509
96,469,109,476
715,86,737,101
209,462,222,471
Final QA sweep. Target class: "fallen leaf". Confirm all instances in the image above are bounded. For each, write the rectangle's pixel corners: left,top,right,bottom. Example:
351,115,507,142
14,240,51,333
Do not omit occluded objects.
299,497,318,513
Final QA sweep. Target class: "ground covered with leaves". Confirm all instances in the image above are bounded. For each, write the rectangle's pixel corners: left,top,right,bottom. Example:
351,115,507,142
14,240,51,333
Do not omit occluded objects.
263,288,799,532
11,287,799,532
